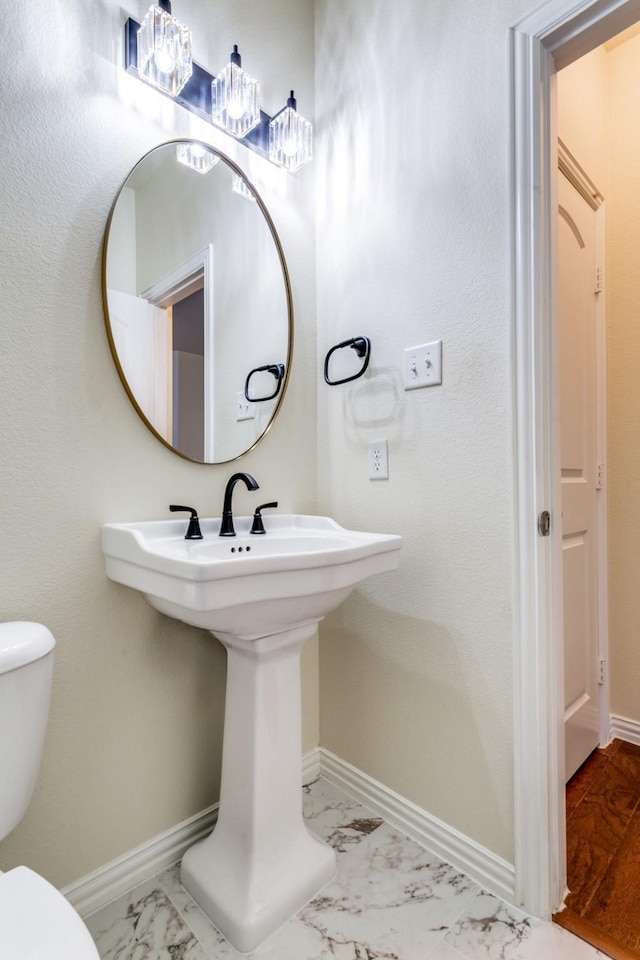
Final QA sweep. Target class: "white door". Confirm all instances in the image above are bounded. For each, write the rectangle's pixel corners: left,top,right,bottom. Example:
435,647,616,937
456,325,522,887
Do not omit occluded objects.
558,170,601,782
108,289,171,440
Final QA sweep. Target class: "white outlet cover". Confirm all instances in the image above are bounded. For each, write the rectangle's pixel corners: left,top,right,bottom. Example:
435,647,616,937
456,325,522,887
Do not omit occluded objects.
236,390,255,421
403,341,442,390
368,439,389,480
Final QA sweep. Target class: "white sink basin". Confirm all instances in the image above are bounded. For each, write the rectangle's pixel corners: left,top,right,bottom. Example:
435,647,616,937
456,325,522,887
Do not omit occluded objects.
102,514,402,639
101,512,401,952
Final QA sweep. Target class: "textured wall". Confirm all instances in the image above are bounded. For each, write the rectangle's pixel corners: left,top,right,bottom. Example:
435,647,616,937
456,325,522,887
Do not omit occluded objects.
315,0,532,863
0,0,317,887
10,0,637,898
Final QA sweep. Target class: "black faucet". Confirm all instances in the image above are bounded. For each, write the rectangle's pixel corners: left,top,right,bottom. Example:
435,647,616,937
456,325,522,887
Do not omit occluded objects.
250,501,278,534
169,504,203,540
219,472,259,537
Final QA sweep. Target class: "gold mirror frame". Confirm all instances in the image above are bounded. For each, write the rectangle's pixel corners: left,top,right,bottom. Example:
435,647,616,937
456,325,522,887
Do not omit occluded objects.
102,140,293,464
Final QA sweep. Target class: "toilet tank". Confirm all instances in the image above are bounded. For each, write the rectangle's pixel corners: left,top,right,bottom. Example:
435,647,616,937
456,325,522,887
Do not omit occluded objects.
0,623,55,842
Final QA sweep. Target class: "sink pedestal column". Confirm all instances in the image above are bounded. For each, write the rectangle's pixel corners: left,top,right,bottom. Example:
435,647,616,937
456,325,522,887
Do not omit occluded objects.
180,621,336,953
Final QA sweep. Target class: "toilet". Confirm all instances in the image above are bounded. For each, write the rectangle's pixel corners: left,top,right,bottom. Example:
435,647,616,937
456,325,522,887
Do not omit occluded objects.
0,622,99,958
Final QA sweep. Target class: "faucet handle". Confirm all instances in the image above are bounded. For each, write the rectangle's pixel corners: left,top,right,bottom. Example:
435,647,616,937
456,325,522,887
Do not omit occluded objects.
169,505,203,540
250,502,279,535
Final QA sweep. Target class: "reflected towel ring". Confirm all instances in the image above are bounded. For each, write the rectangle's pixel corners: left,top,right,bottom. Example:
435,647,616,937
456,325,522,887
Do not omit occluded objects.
244,363,285,402
324,337,371,386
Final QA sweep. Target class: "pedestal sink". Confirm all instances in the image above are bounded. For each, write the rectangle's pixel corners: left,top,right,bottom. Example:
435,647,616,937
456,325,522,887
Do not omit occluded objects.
102,513,401,952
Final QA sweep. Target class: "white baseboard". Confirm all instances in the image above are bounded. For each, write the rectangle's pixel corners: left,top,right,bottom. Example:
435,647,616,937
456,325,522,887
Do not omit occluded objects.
302,746,321,784
59,731,640,922
63,747,514,918
63,748,321,919
318,748,516,905
62,802,219,918
610,714,640,746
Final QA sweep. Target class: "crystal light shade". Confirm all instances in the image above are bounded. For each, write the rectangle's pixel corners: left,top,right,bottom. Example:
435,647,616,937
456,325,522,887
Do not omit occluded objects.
176,143,220,175
232,174,257,201
268,92,312,172
211,46,261,138
137,2,192,97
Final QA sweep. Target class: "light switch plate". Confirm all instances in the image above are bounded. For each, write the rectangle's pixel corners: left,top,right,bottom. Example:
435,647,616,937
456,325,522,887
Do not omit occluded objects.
403,341,442,390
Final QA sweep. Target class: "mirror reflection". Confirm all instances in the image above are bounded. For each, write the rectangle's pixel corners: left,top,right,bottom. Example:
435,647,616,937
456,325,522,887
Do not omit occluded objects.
103,140,292,463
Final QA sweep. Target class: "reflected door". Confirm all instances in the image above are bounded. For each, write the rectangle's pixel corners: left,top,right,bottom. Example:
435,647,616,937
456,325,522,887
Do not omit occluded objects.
108,289,171,439
558,170,600,782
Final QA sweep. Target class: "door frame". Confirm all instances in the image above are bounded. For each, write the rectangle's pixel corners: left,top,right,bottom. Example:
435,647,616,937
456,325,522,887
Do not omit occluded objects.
141,245,216,460
510,0,640,918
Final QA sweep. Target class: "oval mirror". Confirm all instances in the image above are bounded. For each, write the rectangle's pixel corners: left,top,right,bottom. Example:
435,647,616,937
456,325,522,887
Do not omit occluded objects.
103,140,292,463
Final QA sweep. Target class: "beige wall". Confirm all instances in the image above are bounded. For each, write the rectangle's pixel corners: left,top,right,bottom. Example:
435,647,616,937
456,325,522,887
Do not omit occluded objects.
0,0,317,888
7,0,638,899
557,47,609,190
315,0,533,863
558,37,640,727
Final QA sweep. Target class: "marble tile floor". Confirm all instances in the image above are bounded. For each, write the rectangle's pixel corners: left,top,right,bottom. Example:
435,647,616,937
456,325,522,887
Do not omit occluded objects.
84,778,608,960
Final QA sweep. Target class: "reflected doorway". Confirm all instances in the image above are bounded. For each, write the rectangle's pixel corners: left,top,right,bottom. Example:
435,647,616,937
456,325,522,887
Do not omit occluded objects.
172,287,205,462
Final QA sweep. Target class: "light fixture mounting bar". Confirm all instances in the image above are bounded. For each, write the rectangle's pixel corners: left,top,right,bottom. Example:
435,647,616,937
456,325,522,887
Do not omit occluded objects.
124,18,270,158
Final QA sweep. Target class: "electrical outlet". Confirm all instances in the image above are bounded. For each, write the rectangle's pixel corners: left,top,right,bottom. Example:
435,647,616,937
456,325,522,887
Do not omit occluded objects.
403,340,443,390
368,439,389,480
236,391,255,421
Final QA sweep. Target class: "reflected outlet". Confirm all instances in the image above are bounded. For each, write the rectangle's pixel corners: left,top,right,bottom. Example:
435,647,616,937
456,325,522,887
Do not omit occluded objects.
237,391,255,421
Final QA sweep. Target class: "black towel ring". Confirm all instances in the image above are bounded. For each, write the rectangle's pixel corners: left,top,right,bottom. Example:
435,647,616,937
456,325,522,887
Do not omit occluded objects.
244,363,285,402
323,337,371,386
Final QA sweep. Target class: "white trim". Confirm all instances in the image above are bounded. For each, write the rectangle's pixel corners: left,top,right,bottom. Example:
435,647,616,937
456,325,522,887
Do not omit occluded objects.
511,0,640,921
201,246,215,463
302,746,321,784
62,748,321,919
610,715,640,746
62,803,218,919
511,9,565,919
558,139,604,210
594,203,610,747
319,748,516,905
140,247,212,308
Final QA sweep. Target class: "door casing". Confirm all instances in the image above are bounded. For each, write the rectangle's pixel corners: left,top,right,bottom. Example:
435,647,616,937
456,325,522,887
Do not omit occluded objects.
510,0,640,920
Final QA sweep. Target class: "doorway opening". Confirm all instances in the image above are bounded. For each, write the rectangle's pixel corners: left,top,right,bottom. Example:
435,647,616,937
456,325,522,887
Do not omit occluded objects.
511,0,640,929
171,286,206,462
552,28,640,955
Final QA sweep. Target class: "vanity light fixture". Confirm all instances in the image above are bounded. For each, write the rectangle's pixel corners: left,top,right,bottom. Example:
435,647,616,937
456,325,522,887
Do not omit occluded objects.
268,92,312,172
232,174,257,201
136,0,192,97
211,46,261,138
176,142,220,174
123,15,312,171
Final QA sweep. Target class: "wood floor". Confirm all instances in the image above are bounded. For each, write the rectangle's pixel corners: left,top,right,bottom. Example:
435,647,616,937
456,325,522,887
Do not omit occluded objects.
554,739,640,960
